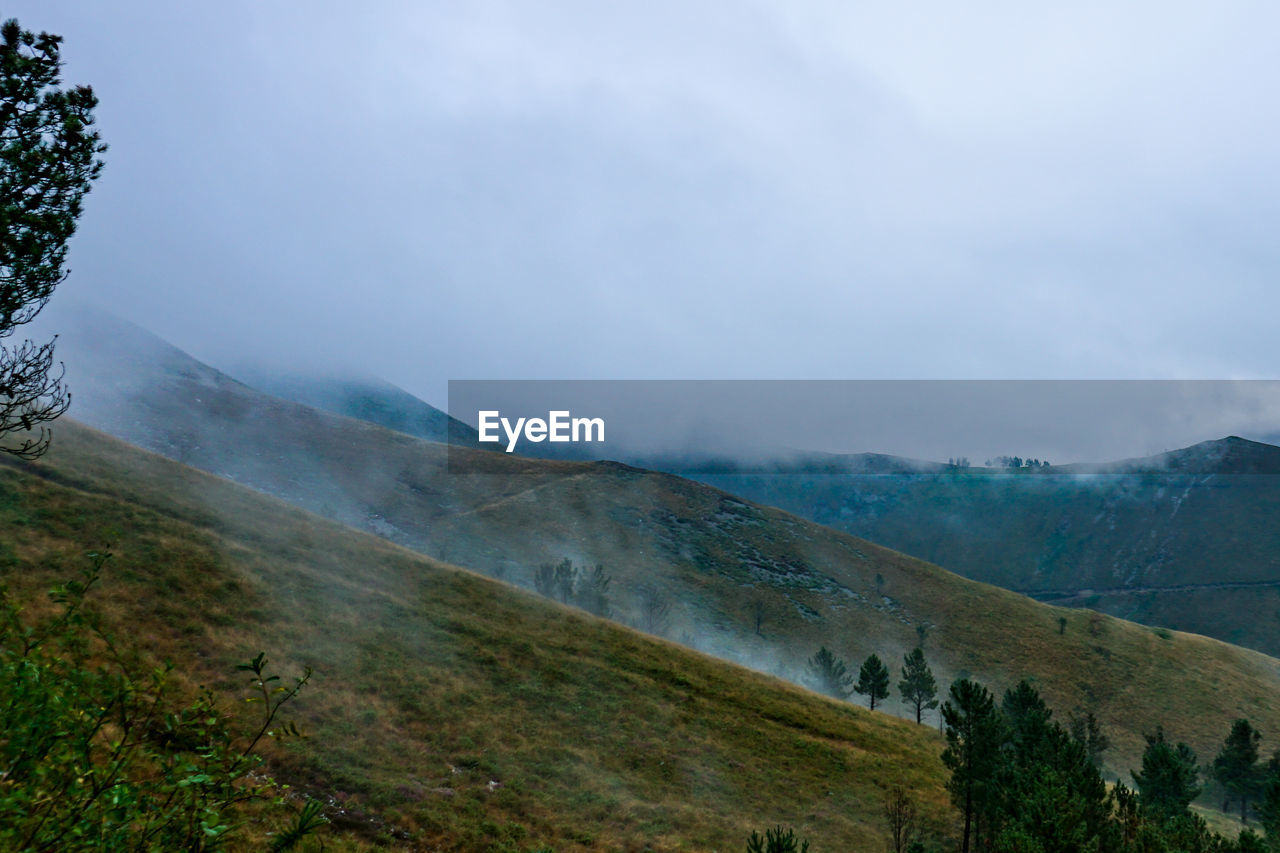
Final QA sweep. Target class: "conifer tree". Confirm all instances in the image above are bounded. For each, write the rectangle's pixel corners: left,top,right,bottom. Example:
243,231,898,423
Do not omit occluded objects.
942,679,1006,853
897,647,938,724
855,654,890,711
1133,727,1201,822
1213,719,1262,824
0,18,106,458
806,645,852,700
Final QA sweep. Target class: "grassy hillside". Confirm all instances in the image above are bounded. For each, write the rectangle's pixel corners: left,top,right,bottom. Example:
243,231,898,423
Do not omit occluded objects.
1,422,954,851
38,311,1280,785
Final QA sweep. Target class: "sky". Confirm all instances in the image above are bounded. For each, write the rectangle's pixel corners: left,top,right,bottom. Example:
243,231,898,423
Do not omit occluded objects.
12,2,1280,408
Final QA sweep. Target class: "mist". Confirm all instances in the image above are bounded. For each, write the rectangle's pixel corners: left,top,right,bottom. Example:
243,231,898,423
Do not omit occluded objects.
5,1,1280,403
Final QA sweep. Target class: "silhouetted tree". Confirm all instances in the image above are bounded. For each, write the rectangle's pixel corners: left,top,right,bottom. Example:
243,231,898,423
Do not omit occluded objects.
898,648,938,724
806,646,852,700
855,654,890,711
883,786,917,853
574,562,611,617
751,598,769,637
636,584,671,635
1213,719,1262,824
745,825,810,853
1068,711,1110,770
0,19,105,458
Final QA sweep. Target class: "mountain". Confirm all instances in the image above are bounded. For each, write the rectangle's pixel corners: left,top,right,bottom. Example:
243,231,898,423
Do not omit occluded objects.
693,441,1280,657
1,421,954,850
227,368,480,447
34,306,1280,787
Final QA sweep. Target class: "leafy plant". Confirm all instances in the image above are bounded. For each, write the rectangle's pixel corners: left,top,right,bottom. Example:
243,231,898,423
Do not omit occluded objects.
0,548,324,850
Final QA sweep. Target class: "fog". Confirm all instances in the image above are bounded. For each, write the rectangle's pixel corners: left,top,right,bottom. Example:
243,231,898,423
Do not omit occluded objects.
6,2,1280,408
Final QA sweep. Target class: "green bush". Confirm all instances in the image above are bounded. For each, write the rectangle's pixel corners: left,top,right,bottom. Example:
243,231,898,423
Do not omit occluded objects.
0,549,322,850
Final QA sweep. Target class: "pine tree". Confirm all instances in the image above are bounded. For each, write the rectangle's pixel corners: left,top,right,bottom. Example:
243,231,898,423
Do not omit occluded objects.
1133,727,1201,822
806,646,852,700
1258,752,1280,846
897,648,938,724
1068,711,1110,770
0,18,106,458
942,679,1006,853
855,654,890,711
1213,719,1262,824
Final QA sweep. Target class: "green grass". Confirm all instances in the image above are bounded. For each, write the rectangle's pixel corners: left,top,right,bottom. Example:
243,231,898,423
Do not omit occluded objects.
0,423,955,851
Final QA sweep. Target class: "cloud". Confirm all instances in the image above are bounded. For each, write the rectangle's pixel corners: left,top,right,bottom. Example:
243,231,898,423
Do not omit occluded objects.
10,1,1280,405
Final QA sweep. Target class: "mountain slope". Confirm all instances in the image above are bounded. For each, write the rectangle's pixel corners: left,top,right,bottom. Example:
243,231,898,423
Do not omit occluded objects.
695,443,1280,657
35,310,1280,786
228,368,480,448
2,421,955,851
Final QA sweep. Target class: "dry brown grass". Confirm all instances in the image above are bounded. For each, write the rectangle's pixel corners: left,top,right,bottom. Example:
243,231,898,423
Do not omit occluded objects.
0,423,956,851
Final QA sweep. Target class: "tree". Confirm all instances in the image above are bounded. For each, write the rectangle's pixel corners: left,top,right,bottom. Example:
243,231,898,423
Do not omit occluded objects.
1068,711,1110,770
1213,719,1262,824
745,825,810,853
884,786,917,853
751,598,769,637
573,562,611,617
942,679,1006,853
533,558,611,615
0,19,105,458
898,647,938,724
807,645,852,700
1132,727,1201,822
636,584,671,635
1258,752,1280,846
855,653,890,711
997,682,1111,853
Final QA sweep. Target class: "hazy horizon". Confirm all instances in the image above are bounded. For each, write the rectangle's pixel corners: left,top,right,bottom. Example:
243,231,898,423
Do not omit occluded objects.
7,2,1280,410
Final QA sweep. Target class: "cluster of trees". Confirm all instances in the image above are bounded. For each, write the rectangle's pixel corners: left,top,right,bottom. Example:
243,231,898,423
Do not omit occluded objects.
941,677,1280,853
807,646,939,722
986,456,1051,469
532,557,611,616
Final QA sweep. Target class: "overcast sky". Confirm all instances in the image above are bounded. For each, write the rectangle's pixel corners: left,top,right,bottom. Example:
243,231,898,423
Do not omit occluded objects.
13,2,1280,406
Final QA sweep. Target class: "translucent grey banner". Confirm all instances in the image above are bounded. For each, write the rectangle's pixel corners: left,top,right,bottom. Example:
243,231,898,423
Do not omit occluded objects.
446,380,1280,475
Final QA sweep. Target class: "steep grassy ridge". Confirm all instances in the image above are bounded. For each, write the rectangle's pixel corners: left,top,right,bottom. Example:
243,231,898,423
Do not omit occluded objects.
38,310,1280,783
1,422,954,851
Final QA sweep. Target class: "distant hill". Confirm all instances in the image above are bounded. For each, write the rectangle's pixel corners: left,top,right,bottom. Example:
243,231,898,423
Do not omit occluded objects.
1061,435,1280,475
28,308,1280,791
228,368,481,447
695,439,1280,657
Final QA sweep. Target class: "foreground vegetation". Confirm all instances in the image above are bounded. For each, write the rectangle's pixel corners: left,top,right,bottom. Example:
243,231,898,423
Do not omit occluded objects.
0,551,325,850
